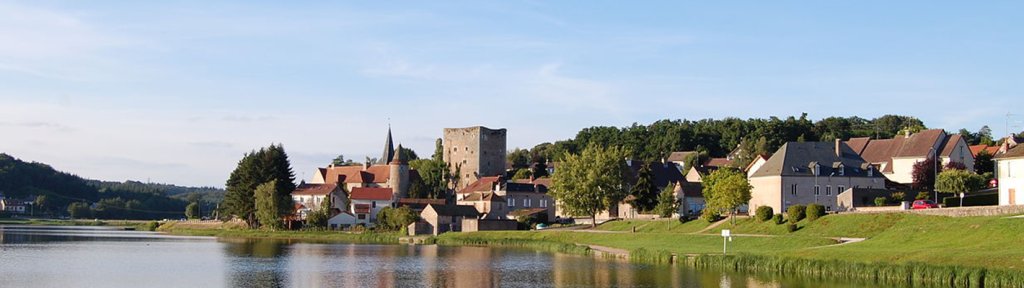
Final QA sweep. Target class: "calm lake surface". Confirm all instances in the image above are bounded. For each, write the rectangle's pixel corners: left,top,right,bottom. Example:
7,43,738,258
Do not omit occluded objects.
0,225,889,288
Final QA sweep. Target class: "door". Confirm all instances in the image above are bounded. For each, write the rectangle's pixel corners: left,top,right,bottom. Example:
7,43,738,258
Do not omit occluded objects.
1011,189,1016,205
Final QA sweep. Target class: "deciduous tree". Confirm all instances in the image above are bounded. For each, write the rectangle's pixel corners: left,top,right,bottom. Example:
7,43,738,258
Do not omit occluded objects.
550,145,628,227
702,169,752,224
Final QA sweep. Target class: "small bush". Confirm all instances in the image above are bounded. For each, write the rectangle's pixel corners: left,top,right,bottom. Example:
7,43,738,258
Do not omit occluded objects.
701,210,720,223
786,223,798,232
755,206,773,222
915,191,930,200
806,204,825,221
874,197,888,206
786,205,806,222
772,214,784,225
890,192,906,202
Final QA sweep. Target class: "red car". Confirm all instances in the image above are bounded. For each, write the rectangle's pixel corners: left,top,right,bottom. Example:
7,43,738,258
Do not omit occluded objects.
912,200,939,209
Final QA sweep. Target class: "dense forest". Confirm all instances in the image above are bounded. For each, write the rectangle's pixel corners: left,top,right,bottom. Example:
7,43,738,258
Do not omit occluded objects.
0,153,223,219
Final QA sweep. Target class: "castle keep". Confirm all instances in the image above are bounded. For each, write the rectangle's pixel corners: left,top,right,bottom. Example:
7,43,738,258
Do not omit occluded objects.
443,126,507,189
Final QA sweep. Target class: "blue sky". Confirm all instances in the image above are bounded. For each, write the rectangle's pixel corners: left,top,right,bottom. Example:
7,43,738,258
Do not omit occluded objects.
1,1,1022,187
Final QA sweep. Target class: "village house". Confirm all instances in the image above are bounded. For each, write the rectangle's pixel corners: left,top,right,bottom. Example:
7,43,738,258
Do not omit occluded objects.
345,187,396,226
748,141,887,214
0,197,29,215
456,191,507,219
558,160,690,221
459,176,555,221
290,183,347,220
995,144,1024,206
844,129,974,186
409,204,481,236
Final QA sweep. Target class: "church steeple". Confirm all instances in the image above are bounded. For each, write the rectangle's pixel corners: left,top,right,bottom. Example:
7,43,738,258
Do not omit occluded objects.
381,126,395,164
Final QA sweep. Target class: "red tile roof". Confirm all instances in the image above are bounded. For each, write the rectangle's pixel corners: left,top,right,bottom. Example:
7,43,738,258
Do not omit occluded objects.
458,176,502,194
291,183,339,196
321,165,392,185
970,145,1000,156
350,187,393,201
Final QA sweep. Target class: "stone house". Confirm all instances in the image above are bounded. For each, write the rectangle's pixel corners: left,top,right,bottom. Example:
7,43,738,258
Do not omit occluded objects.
844,129,974,186
411,204,481,236
995,144,1024,206
459,176,555,221
748,141,887,214
456,191,507,219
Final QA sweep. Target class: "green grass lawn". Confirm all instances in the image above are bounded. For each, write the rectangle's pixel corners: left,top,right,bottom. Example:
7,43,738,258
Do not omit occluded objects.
448,213,1024,271
594,218,711,233
785,214,1024,269
719,213,906,238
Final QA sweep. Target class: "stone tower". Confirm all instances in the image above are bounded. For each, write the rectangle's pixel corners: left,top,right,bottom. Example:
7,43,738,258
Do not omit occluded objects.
443,126,507,189
388,143,410,198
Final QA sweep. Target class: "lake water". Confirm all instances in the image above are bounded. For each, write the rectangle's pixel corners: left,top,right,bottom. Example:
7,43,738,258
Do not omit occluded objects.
0,225,886,288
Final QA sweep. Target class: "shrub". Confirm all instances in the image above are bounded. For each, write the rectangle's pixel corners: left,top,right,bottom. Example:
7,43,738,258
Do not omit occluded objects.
772,214,784,225
915,191,930,200
786,205,806,222
701,210,720,223
890,192,906,203
786,223,798,232
305,209,328,229
874,197,887,207
806,204,825,221
755,206,773,222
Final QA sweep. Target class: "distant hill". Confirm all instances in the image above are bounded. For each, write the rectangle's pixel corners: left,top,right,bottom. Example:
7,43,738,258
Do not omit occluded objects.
0,153,223,219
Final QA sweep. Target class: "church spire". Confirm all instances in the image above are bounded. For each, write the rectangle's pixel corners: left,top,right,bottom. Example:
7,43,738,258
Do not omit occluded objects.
381,126,395,164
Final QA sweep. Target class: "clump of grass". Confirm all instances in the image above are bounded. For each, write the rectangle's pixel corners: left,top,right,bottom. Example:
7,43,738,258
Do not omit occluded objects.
435,236,591,255
691,254,1024,288
629,248,673,265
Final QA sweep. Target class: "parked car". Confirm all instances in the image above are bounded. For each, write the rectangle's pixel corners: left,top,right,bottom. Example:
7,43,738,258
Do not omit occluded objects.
912,200,939,209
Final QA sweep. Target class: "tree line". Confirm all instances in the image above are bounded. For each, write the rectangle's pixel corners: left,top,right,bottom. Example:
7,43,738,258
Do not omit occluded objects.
0,153,218,220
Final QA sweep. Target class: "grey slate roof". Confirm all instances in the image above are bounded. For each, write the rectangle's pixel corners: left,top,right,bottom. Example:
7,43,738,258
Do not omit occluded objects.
429,204,481,217
751,142,882,178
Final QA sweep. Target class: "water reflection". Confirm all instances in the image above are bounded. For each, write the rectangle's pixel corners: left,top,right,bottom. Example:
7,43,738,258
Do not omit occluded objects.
0,225,895,288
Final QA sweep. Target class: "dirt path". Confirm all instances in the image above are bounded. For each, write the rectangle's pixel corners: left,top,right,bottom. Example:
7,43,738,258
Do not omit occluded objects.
805,237,866,249
692,216,731,234
582,243,629,258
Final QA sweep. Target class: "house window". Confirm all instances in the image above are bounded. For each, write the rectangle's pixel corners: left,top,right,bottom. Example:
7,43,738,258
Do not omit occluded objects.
814,185,820,196
525,198,531,207
837,164,845,176
813,164,820,176
372,201,376,208
790,184,797,195
358,214,366,220
826,206,832,212
825,186,831,196
838,185,846,194
508,198,515,207
868,166,874,177
541,199,548,208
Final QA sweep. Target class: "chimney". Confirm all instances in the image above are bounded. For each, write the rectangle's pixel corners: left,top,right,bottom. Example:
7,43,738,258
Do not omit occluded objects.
834,139,841,157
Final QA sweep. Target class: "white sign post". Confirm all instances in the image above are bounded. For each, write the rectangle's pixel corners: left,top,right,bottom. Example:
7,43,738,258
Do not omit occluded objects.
960,193,966,207
721,229,732,255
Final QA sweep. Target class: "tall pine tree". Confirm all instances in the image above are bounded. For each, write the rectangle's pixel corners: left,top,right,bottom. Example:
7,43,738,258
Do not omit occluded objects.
628,164,658,212
220,144,296,227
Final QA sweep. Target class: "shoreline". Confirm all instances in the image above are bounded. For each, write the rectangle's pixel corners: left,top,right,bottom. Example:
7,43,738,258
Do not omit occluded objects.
10,216,1024,287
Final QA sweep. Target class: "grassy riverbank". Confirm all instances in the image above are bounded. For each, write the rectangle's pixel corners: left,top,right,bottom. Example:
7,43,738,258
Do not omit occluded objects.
157,221,401,243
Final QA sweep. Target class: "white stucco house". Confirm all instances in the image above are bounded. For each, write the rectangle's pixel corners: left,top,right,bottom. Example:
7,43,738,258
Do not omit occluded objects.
995,144,1024,206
